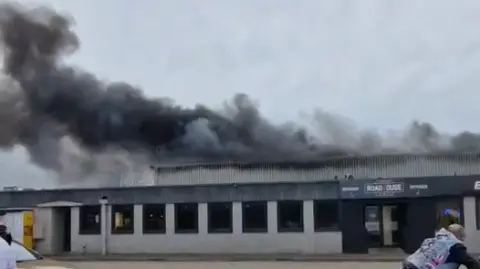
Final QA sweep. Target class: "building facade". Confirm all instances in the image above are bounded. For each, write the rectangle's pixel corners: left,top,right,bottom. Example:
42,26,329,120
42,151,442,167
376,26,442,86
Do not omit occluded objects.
2,154,480,255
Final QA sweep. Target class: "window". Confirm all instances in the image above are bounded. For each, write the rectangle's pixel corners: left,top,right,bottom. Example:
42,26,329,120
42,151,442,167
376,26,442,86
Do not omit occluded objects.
242,201,268,233
111,204,134,234
390,206,398,222
79,206,101,234
436,198,463,229
314,200,339,231
364,205,381,235
277,201,304,232
208,202,232,233
476,197,480,230
143,204,166,234
175,203,198,233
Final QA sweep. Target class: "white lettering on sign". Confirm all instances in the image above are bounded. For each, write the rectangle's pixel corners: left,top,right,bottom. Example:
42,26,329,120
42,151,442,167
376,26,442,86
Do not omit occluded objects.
474,181,480,190
409,184,428,190
365,185,382,192
341,187,359,192
364,182,404,196
385,184,403,191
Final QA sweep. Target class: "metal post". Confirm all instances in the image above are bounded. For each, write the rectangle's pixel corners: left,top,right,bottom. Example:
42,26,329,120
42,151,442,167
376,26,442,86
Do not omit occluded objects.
99,198,108,255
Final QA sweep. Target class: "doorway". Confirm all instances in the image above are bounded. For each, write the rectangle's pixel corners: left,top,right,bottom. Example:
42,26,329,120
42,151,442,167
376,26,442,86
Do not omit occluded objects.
341,198,437,254
364,203,407,248
52,207,72,253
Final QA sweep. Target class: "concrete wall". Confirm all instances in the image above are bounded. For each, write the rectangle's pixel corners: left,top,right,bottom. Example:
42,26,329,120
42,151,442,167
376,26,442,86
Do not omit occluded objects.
71,207,102,254
71,201,342,255
33,207,72,255
33,208,55,255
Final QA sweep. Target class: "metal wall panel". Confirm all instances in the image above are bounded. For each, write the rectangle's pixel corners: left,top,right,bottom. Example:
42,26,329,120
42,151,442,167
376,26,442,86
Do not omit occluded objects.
146,154,480,186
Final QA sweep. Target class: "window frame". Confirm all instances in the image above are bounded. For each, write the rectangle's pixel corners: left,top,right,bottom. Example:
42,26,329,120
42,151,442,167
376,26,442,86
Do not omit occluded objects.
142,204,166,234
242,201,268,233
207,202,233,234
79,205,101,235
111,204,135,234
277,200,304,233
174,203,199,234
313,200,340,232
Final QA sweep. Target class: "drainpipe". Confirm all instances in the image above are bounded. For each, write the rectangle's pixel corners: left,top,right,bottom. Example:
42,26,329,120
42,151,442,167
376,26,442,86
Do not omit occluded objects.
99,197,108,256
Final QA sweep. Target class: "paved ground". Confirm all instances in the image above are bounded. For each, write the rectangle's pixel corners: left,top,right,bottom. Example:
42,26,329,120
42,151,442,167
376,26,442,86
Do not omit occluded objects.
69,261,400,269
50,253,407,262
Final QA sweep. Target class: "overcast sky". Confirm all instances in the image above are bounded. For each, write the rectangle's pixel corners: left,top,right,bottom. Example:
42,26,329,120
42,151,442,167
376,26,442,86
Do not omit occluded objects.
2,0,480,188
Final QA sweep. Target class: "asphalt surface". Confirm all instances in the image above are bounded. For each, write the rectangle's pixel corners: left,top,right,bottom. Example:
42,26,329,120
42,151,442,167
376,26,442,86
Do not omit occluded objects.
69,261,400,269
49,253,407,262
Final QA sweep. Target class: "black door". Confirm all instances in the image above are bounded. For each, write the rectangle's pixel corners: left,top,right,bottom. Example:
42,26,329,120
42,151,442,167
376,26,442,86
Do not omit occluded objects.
341,200,368,253
402,198,436,254
62,207,71,252
364,203,403,248
396,203,408,251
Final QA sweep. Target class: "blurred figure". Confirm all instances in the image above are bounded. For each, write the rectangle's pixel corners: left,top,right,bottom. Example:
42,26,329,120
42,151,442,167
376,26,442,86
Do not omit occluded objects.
0,212,11,246
0,211,15,269
0,234,14,269
0,226,11,246
403,224,480,269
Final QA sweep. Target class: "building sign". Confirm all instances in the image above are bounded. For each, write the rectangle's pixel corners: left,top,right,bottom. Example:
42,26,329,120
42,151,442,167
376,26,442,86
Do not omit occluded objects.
340,177,473,199
341,186,359,192
409,184,428,190
364,182,404,197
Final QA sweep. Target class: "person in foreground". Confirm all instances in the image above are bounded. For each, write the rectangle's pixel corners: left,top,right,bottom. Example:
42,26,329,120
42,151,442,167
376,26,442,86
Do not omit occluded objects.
403,224,480,269
0,224,15,269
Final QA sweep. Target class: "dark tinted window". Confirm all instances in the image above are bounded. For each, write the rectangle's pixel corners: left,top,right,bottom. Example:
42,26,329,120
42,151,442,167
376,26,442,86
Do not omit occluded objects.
314,200,339,231
175,203,198,233
277,201,303,233
143,204,166,234
476,197,480,230
242,201,268,233
436,198,463,228
208,202,232,233
79,205,101,235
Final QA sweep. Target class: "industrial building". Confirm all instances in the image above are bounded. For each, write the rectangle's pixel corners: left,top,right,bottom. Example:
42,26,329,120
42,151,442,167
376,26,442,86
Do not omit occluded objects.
2,154,480,255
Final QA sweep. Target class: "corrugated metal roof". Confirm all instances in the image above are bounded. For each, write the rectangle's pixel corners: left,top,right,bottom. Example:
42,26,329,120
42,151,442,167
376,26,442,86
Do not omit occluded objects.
131,153,480,186
153,152,480,170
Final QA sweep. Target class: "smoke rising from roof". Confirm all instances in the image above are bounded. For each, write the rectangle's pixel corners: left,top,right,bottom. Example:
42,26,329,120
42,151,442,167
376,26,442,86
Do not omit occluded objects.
0,2,479,186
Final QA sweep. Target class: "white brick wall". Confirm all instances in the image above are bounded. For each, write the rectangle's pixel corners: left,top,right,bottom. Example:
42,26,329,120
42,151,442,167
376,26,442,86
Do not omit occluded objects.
71,202,342,255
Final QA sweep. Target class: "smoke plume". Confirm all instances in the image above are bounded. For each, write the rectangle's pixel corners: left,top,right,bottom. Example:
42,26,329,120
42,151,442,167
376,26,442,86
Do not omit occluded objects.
0,3,479,186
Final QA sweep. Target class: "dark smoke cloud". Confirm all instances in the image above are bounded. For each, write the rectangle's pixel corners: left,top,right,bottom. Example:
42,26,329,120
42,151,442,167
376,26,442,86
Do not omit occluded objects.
0,3,479,186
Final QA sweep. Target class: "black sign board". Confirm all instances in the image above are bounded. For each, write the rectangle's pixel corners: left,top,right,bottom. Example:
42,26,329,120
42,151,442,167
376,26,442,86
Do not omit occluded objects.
340,175,480,199
340,178,431,199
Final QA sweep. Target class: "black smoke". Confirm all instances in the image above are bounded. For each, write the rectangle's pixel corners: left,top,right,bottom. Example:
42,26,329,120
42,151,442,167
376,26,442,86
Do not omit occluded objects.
0,3,479,185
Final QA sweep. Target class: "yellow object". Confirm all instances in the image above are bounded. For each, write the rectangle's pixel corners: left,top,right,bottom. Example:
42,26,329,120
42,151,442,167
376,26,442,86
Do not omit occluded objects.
22,210,34,249
114,212,123,229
